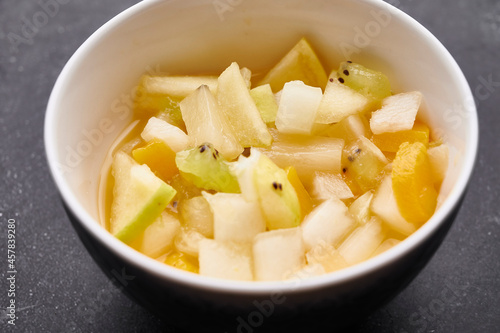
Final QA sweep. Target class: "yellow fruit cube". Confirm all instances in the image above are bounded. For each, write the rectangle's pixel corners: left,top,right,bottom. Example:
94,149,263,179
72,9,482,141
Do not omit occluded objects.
285,166,314,219
164,251,199,274
132,139,178,182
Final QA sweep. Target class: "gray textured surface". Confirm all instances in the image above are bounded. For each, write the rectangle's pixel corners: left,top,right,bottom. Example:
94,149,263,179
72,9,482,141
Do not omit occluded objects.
0,0,499,332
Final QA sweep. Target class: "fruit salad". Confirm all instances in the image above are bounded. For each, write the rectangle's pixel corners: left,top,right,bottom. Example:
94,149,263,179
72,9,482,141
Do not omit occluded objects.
101,38,448,281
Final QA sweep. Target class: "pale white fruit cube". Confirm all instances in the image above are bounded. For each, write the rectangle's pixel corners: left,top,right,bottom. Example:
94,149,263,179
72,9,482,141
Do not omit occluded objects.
230,148,261,202
138,75,218,99
199,239,253,281
141,117,190,152
276,80,323,135
427,144,449,183
202,192,265,244
310,171,354,201
301,198,356,251
319,114,369,142
338,217,385,265
240,67,252,89
179,196,214,238
370,91,422,134
285,263,326,280
253,228,305,281
180,85,243,160
348,191,374,225
371,175,416,236
140,212,180,258
174,228,206,257
371,238,401,257
316,78,369,124
217,62,272,147
306,241,349,273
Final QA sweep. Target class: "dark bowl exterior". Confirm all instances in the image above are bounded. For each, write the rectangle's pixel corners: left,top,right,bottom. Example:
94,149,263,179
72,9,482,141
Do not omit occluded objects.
62,192,465,333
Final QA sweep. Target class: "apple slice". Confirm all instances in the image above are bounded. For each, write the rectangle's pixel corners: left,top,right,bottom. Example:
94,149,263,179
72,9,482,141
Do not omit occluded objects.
136,75,218,100
199,239,253,281
370,91,422,134
275,80,323,135
202,192,265,244
110,151,177,244
253,228,305,281
180,85,243,160
370,175,416,236
427,143,449,184
258,38,328,92
217,62,272,147
348,191,374,225
319,114,369,143
140,212,180,258
309,171,354,201
141,117,190,153
301,197,356,251
174,228,206,257
306,242,349,273
179,196,214,238
250,84,279,124
371,238,401,257
315,75,369,124
338,217,385,265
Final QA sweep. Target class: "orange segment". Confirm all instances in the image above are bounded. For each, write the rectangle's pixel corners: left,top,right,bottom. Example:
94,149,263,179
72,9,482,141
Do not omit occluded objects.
285,166,314,219
132,139,178,182
392,142,437,224
372,122,429,153
164,251,199,274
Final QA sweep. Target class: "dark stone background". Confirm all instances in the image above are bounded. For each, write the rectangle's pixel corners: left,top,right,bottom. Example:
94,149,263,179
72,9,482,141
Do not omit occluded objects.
0,0,498,332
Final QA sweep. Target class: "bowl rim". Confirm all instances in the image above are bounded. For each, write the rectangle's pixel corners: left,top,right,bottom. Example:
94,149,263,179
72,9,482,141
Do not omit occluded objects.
44,0,478,295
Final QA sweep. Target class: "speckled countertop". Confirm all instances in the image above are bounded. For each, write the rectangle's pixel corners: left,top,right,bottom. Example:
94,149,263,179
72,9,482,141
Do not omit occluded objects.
0,1,499,332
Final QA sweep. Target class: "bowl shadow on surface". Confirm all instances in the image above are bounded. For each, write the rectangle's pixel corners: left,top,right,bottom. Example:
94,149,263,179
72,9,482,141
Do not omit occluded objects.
62,192,466,333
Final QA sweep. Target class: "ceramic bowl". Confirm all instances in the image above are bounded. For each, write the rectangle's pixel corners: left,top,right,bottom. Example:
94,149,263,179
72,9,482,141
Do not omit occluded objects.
45,0,478,331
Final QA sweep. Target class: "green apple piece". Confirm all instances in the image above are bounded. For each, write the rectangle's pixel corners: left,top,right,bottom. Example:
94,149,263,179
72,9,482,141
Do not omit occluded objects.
315,73,369,124
203,192,265,244
110,151,177,244
249,84,278,124
275,80,323,135
258,37,328,92
175,143,240,193
140,212,180,258
199,239,253,281
217,62,272,147
338,217,385,265
253,228,305,281
180,85,243,160
336,61,392,108
232,149,301,230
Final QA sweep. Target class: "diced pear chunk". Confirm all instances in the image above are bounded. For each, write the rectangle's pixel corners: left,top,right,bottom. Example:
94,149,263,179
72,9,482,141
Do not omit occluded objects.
319,114,369,143
315,76,369,124
348,191,374,225
371,238,401,257
338,217,385,265
301,198,356,251
174,228,206,258
310,171,354,201
202,192,266,243
275,80,323,135
286,263,326,280
141,117,190,152
217,62,272,147
199,240,253,281
136,75,218,99
180,85,243,160
140,212,180,258
179,196,214,238
306,242,349,273
370,91,422,134
371,176,416,236
427,144,449,184
253,228,305,281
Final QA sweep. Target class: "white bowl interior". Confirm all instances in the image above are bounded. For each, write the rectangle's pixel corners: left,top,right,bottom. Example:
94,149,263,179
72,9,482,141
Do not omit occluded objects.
45,0,477,291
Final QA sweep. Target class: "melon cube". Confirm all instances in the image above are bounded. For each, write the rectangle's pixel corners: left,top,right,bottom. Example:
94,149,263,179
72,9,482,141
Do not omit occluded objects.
141,117,190,153
309,171,354,201
179,196,214,238
217,62,272,147
180,85,243,160
285,263,326,280
319,114,370,143
370,91,422,135
301,198,356,251
174,228,206,257
253,228,305,281
202,192,266,243
275,80,323,135
199,240,253,281
370,175,416,236
315,75,369,124
306,242,349,273
140,212,181,258
338,217,385,265
348,191,374,225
